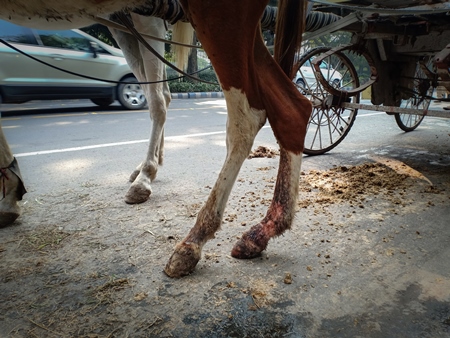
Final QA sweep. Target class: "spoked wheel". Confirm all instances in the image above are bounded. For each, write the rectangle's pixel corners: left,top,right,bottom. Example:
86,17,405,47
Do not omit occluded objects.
294,47,361,155
394,106,426,132
394,58,434,132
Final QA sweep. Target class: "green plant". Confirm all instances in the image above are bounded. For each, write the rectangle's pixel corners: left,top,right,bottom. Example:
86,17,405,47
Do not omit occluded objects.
167,67,221,93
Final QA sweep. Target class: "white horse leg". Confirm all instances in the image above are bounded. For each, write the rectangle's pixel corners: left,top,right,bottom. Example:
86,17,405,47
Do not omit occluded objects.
110,14,169,204
165,88,266,277
0,120,25,227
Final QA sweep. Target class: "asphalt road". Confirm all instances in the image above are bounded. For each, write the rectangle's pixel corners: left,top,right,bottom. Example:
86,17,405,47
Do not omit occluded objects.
2,97,449,164
1,97,449,199
1,99,229,154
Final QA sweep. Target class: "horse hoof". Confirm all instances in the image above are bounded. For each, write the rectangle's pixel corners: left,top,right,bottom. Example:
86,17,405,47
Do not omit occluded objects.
0,211,20,227
164,242,201,278
231,233,266,259
124,182,152,204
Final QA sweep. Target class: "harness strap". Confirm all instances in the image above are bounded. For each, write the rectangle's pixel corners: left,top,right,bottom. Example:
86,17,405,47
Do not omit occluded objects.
0,167,9,200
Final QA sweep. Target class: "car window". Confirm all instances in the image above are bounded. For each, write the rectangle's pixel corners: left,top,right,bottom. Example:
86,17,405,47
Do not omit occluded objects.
36,29,91,51
0,20,37,45
302,59,329,69
34,29,109,54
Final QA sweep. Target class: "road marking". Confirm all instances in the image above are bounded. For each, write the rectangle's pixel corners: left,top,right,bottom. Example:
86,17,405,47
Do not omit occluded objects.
357,112,386,117
14,131,225,157
1,117,21,121
2,106,227,120
32,113,89,118
14,126,271,158
91,110,143,115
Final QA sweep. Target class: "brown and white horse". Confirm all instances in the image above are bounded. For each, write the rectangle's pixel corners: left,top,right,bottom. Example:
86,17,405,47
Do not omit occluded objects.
0,0,312,278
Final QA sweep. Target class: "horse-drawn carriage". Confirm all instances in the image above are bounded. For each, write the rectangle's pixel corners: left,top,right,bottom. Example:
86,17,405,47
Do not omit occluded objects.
297,0,450,154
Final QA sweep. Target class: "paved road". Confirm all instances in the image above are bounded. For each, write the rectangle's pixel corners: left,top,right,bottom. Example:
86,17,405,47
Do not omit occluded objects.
0,96,448,207
2,97,449,168
2,97,449,197
2,99,228,154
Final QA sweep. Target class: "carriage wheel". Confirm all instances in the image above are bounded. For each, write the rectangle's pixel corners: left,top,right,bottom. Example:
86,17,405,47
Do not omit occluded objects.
394,109,426,132
294,47,360,155
394,58,434,132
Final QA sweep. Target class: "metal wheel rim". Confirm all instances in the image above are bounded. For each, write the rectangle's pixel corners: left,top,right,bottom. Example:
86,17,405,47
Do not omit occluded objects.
121,83,146,106
396,58,433,131
295,48,360,154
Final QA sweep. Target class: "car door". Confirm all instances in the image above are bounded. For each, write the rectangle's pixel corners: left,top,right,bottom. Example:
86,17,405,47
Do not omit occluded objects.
32,28,118,90
0,20,48,97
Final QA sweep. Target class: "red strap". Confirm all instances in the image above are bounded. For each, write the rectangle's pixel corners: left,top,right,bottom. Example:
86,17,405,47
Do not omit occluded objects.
0,168,10,200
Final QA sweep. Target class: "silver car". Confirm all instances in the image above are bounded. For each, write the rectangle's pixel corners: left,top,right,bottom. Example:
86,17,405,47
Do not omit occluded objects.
294,59,343,93
0,20,146,110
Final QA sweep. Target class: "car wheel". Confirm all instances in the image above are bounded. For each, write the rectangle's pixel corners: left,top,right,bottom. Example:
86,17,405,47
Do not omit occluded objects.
117,77,147,110
332,79,341,88
91,98,114,107
296,78,306,94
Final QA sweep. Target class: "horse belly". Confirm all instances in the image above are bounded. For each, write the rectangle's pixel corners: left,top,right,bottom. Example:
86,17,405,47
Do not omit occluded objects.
0,0,146,29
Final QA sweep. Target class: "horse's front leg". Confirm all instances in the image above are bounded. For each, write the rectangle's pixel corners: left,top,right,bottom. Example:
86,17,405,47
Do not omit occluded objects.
231,148,302,258
165,89,266,277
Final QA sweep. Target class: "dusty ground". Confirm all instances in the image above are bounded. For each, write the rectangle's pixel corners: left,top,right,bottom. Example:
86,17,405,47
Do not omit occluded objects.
1,142,449,337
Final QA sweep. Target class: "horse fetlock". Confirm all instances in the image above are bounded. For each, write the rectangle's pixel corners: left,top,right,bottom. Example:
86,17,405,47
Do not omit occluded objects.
149,168,158,182
164,242,202,278
129,163,157,183
125,179,152,204
143,163,158,182
128,169,140,183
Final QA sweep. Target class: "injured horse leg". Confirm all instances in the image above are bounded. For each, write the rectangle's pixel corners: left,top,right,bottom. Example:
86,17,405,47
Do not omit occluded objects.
231,148,302,258
165,88,266,277
165,0,309,277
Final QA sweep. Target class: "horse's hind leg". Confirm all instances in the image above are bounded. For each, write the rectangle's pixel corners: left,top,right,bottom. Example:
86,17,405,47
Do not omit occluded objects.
110,14,169,204
231,148,302,258
165,89,266,277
